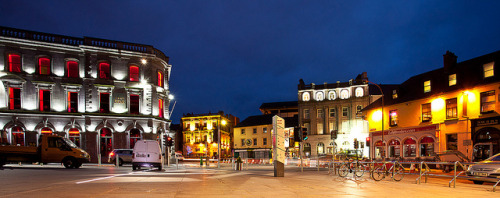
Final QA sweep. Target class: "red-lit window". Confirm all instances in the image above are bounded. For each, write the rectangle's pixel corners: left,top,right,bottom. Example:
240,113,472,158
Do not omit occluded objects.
157,71,163,87
130,94,140,114
39,57,51,75
67,61,79,78
100,92,110,113
159,99,164,118
9,87,21,110
99,62,111,79
130,128,140,149
11,126,24,146
41,127,52,135
100,128,112,157
39,90,51,111
8,54,21,73
129,65,139,82
69,128,80,147
68,92,78,112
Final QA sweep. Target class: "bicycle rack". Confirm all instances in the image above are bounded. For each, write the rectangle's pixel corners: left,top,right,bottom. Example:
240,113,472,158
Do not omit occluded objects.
391,161,405,181
449,161,467,188
416,161,430,184
493,177,500,192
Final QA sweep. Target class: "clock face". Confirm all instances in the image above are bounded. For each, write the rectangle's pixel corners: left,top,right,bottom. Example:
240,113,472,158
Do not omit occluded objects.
245,139,252,146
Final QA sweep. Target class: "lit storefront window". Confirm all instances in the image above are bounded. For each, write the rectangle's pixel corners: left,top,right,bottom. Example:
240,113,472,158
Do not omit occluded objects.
388,139,400,158
68,128,80,147
100,128,113,157
130,129,141,149
419,137,435,157
11,126,24,146
375,141,385,158
403,138,417,157
317,142,324,155
41,127,53,135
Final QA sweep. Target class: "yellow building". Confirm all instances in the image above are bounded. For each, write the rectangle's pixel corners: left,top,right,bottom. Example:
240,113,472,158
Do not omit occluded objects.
363,51,500,161
181,112,236,159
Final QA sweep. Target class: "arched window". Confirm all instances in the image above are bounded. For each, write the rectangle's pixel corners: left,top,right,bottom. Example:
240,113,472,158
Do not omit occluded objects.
302,92,310,101
328,142,335,154
317,142,325,154
130,129,141,149
67,61,79,78
8,53,21,73
419,137,435,157
39,57,51,75
328,91,336,100
100,128,113,157
68,128,80,147
340,89,349,99
403,138,417,157
388,139,401,158
355,87,364,97
303,143,311,157
157,71,163,87
316,92,324,101
99,62,110,79
159,99,164,118
129,65,139,82
11,126,24,146
41,127,53,135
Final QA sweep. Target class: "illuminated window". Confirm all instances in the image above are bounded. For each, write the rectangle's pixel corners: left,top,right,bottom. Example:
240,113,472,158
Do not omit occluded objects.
159,99,164,118
419,137,434,157
68,128,80,147
263,127,267,133
67,61,79,78
41,127,52,135
9,87,21,110
68,92,78,112
480,90,495,113
130,94,140,114
99,62,111,79
328,91,336,100
317,142,325,154
403,138,416,157
392,90,398,99
389,110,398,126
329,108,336,117
8,54,21,73
129,65,139,82
424,80,431,93
130,129,140,149
484,62,494,78
39,90,51,112
421,103,431,122
355,87,363,97
302,92,310,101
340,89,349,99
388,139,400,158
99,92,110,113
11,126,25,146
316,92,324,101
446,98,457,119
342,107,349,117
317,123,323,134
39,57,51,75
356,105,363,114
263,138,267,145
448,74,456,86
157,71,164,87
241,129,245,134
100,128,113,157
304,109,310,119
317,109,324,118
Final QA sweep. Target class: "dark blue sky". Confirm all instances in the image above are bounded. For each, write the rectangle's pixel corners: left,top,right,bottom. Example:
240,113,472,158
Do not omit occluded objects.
2,1,500,123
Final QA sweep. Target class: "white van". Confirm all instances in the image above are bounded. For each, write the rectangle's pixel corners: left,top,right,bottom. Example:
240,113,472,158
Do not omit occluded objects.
132,140,162,170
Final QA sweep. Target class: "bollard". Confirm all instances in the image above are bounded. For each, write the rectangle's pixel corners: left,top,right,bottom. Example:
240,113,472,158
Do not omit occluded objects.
115,154,120,167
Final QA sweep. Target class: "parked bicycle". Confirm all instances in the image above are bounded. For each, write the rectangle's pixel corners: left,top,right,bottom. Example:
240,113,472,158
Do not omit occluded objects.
371,160,405,181
338,159,368,178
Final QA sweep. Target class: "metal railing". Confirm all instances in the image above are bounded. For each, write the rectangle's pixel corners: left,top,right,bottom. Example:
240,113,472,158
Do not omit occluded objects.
416,161,431,184
449,161,467,188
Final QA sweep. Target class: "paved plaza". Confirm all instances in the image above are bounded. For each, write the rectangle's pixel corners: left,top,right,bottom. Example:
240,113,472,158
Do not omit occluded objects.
0,163,498,198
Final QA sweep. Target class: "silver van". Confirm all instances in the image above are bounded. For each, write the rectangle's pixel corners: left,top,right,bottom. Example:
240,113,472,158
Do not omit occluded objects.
132,140,162,170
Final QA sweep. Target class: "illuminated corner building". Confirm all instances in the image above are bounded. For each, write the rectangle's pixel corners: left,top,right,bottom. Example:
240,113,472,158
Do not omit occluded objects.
0,26,173,163
298,73,397,158
180,112,239,159
233,114,297,160
363,50,500,161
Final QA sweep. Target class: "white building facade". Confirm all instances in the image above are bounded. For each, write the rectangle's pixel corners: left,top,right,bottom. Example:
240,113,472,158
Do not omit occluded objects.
0,26,173,163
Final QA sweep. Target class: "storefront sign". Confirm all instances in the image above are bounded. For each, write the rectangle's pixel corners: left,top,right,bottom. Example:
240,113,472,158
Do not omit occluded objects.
477,118,499,126
371,125,438,137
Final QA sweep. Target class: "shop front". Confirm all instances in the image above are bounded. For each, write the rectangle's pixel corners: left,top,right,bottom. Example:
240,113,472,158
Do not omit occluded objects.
369,125,438,160
471,116,500,161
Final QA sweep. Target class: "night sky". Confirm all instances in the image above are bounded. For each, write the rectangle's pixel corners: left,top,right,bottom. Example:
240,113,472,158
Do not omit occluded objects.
2,1,500,123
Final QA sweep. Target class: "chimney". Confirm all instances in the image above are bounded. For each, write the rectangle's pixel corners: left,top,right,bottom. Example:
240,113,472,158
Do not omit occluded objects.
443,51,457,72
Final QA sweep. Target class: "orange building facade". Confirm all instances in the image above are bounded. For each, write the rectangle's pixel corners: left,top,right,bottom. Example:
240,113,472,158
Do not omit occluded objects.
363,51,500,161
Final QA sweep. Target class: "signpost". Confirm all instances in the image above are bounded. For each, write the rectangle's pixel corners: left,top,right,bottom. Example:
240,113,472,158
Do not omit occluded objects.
272,115,285,177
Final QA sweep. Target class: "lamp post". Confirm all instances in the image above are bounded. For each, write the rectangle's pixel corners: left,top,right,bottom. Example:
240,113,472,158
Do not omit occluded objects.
364,80,385,159
218,118,227,169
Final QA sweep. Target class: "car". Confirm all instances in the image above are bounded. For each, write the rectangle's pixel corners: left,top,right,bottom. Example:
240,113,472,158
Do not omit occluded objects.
108,149,133,166
132,140,162,170
466,153,500,184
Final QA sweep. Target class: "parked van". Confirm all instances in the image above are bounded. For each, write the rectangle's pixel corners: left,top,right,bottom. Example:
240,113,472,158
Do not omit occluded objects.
132,140,162,170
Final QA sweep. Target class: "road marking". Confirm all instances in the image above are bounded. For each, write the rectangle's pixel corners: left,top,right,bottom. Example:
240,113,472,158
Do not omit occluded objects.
76,171,136,184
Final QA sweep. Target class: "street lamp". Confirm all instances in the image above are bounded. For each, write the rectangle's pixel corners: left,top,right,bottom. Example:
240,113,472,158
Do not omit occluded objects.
218,118,227,168
364,80,385,159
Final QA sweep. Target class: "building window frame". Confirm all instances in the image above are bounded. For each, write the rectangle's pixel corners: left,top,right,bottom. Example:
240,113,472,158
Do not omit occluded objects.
253,128,257,134
68,92,78,113
8,53,22,73
317,109,324,119
421,103,431,122
39,89,51,112
263,138,267,145
99,62,111,80
480,90,495,113
446,98,458,119
342,107,349,117
446,133,458,151
329,108,336,118
448,74,456,86
38,57,51,75
389,110,398,127
129,65,139,82
9,87,21,110
484,62,494,78
129,94,140,115
241,129,245,135
99,92,110,113
66,60,79,78
157,70,164,87
424,80,431,93
304,109,310,119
